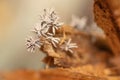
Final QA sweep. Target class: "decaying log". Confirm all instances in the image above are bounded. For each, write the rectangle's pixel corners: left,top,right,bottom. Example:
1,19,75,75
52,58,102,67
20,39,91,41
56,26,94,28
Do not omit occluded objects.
94,0,120,56
0,68,107,80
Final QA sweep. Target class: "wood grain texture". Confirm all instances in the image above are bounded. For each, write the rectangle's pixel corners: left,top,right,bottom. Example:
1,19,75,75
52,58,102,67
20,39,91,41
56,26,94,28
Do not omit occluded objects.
94,0,120,56
0,68,107,80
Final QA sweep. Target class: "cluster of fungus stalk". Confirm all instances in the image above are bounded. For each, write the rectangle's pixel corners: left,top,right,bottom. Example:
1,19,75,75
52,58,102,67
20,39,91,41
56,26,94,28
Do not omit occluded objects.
25,8,78,55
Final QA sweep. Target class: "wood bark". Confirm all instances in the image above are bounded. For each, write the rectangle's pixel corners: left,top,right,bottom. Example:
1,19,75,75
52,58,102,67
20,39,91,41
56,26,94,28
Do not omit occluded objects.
94,0,120,56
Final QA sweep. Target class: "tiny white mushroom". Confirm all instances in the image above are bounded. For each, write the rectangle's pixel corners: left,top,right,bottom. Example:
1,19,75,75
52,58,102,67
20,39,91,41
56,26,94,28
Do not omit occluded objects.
61,39,78,53
46,36,60,47
40,8,63,35
25,36,42,52
32,23,49,37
